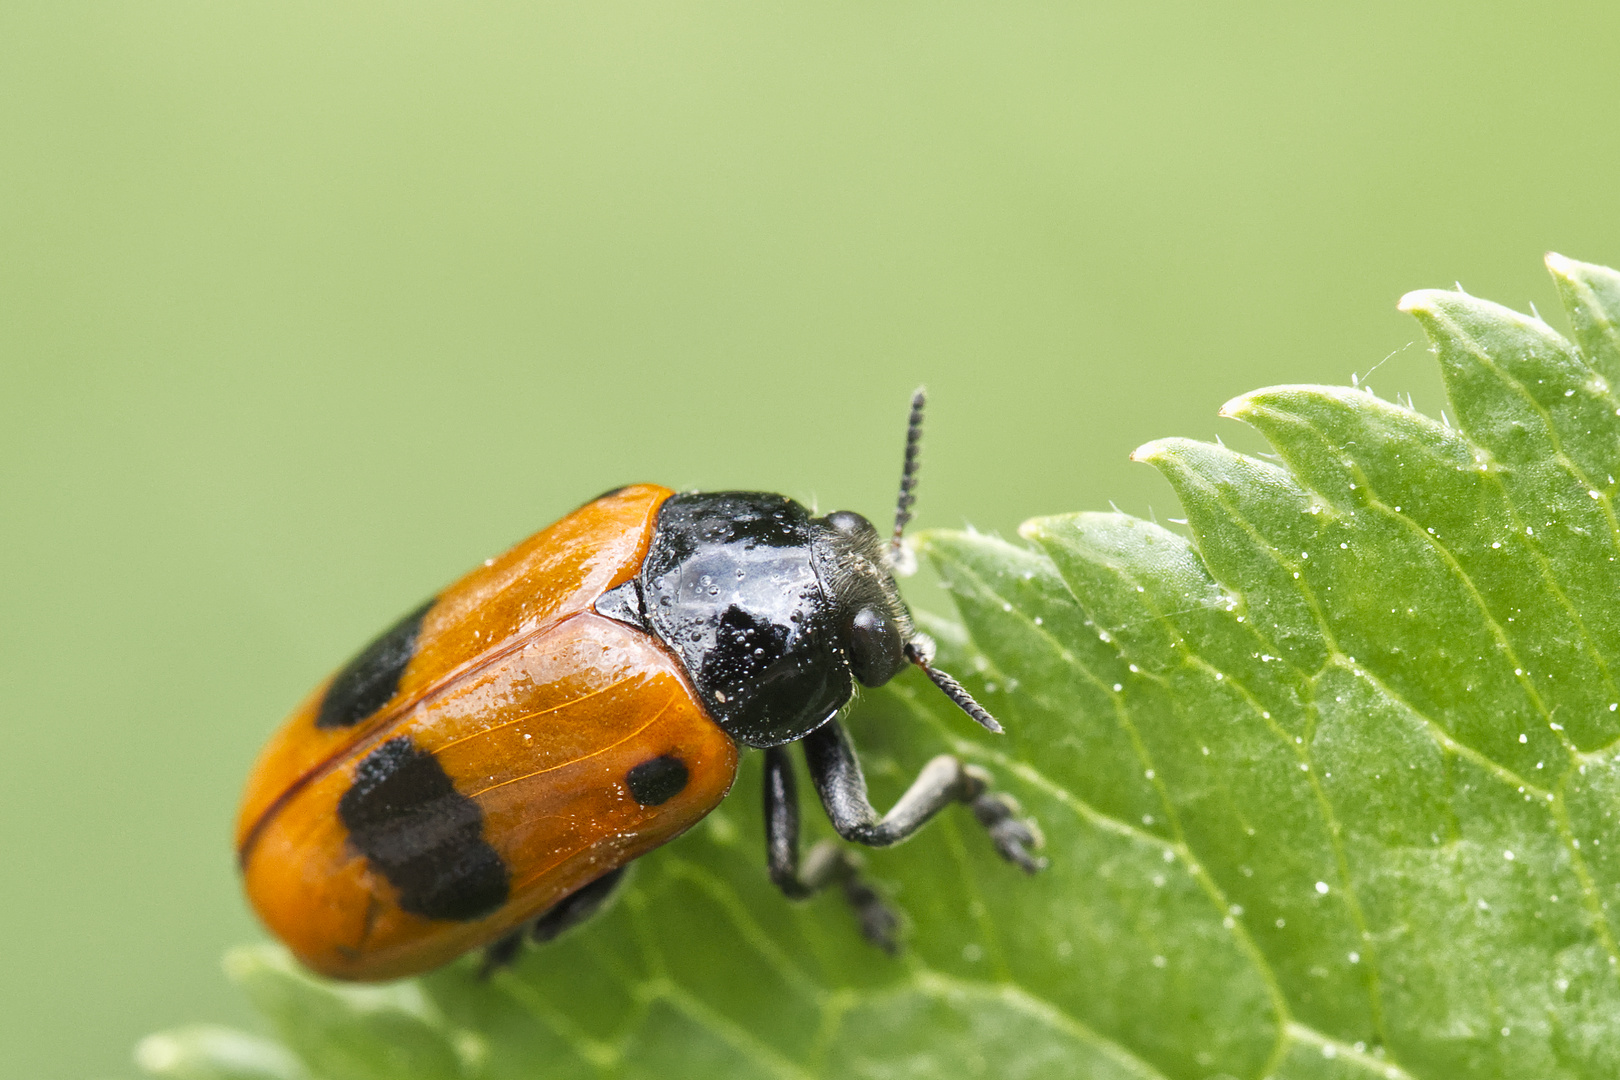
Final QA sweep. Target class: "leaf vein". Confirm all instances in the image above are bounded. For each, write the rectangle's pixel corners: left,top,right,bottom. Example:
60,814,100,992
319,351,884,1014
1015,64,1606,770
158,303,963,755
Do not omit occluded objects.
648,977,818,1080
908,971,1174,1080
1282,1021,1419,1080
1438,313,1620,563
659,857,826,1001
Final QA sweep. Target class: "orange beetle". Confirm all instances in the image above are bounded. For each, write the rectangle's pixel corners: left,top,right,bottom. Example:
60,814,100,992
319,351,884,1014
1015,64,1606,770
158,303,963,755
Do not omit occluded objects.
237,392,1044,981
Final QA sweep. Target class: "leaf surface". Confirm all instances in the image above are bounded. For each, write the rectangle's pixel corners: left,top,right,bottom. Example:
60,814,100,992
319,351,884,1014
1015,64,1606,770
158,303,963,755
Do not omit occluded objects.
142,256,1620,1079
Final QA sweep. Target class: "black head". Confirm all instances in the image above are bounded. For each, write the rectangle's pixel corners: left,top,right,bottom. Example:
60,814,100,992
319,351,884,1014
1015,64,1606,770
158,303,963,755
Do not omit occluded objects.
812,508,912,689
594,388,1002,746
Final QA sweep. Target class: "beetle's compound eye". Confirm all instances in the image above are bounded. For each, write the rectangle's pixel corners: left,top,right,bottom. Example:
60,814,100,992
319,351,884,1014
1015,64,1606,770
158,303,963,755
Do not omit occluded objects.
847,606,907,687
826,510,875,538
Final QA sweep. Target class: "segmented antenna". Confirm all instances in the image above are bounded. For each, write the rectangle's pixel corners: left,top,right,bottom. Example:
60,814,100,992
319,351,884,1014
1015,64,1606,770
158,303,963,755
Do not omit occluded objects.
904,641,1003,734
892,390,1002,735
891,387,927,554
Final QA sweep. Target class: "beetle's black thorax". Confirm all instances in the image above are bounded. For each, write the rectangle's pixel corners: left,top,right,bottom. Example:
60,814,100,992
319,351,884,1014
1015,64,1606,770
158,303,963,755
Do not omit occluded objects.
595,492,906,748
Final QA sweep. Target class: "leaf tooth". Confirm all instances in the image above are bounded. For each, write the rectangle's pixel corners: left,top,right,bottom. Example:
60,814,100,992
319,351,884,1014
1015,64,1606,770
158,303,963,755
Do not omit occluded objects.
1127,437,1332,676
1023,511,1199,575
1399,288,1582,374
1219,392,1258,420
1396,286,1448,318
1235,385,1468,511
1135,437,1311,514
1216,385,1386,423
1546,251,1620,384
1129,437,1176,464
1401,286,1620,483
1399,288,1570,355
1022,511,1215,672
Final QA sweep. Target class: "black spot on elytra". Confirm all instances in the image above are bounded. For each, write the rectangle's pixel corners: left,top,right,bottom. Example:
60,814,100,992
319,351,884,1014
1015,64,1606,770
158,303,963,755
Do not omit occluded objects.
339,736,509,921
315,599,435,729
626,755,689,806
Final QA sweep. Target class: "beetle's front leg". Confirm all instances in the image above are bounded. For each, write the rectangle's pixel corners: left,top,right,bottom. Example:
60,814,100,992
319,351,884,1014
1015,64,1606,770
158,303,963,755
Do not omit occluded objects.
801,718,1046,873
763,746,901,952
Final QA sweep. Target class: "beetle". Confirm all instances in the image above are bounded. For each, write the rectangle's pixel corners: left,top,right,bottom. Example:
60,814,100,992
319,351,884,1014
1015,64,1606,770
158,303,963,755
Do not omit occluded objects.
236,390,1045,981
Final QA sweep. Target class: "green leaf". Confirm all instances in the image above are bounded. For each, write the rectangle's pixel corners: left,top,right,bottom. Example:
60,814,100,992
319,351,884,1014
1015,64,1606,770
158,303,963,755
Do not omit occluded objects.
221,945,481,1080
134,1026,308,1080
159,254,1620,1078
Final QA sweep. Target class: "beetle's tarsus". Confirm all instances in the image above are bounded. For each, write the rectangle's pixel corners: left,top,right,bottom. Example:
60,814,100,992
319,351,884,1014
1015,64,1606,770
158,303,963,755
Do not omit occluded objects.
971,790,1048,874
841,865,903,955
477,930,525,979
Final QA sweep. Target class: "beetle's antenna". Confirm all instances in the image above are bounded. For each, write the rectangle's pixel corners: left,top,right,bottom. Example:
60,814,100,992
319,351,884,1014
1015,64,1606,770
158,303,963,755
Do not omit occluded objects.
891,387,926,554
890,389,999,733
904,641,1003,734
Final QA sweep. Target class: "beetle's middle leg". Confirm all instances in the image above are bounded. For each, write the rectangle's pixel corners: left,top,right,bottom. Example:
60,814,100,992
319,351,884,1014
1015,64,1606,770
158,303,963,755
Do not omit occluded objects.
764,745,901,953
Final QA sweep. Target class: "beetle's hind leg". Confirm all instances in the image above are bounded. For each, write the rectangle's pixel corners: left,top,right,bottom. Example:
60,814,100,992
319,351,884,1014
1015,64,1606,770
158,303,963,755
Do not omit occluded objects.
478,928,526,978
803,718,1047,873
764,746,902,953
530,866,627,944
477,866,628,977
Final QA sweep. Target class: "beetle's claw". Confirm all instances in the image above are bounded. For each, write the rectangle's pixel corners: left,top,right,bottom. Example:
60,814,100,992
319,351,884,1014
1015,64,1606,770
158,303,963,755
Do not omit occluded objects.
838,866,903,955
970,791,1049,874
852,889,904,955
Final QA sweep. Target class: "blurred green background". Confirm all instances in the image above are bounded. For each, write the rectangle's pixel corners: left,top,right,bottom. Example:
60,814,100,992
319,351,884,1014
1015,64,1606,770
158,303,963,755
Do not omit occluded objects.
3,3,1617,1076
